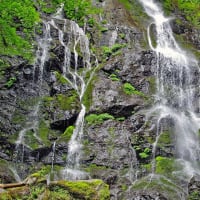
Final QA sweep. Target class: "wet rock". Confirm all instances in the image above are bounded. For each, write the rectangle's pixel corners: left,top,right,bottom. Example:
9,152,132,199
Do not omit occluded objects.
50,111,78,132
188,176,200,200
30,146,52,162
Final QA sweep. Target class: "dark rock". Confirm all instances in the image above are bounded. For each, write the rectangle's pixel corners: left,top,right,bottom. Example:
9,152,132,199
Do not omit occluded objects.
50,111,78,132
30,146,52,161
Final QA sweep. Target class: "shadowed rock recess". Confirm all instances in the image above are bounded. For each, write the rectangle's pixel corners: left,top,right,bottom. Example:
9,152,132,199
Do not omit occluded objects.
0,0,200,199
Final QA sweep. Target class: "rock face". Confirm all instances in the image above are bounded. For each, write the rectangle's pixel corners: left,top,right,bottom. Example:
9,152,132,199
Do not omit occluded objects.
0,0,200,199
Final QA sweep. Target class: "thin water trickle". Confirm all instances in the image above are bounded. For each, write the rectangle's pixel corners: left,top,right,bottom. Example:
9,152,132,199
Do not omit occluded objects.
49,6,98,180
13,20,52,179
139,0,200,178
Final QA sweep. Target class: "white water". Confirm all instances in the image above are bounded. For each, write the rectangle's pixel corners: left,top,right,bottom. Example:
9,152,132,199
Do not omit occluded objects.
140,0,200,178
51,6,95,180
13,21,52,180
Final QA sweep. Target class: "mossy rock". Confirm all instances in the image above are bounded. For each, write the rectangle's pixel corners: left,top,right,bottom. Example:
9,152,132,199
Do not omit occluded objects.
0,159,16,184
131,174,185,200
49,179,110,200
0,192,12,200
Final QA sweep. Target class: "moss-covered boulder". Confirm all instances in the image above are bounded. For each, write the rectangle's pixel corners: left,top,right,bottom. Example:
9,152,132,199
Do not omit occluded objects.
3,179,110,200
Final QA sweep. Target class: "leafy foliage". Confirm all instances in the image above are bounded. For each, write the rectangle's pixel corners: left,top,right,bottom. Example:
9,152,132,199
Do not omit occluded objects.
139,147,150,159
162,0,200,27
0,0,40,60
123,82,144,96
36,0,99,26
62,125,75,142
85,113,115,125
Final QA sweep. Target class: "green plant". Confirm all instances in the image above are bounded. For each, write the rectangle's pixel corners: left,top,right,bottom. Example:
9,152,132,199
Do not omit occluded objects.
155,156,177,177
102,43,126,58
54,71,69,84
162,0,200,27
109,74,120,81
5,77,16,88
85,113,115,125
0,0,40,60
62,125,75,142
139,147,150,159
123,82,144,96
116,117,125,121
188,190,200,200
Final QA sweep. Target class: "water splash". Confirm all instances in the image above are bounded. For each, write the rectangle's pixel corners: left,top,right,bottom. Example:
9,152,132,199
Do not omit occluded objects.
139,0,200,179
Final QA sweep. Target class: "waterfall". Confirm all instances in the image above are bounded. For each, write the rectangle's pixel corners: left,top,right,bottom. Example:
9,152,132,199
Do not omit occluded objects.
50,6,96,180
13,21,52,179
139,0,200,178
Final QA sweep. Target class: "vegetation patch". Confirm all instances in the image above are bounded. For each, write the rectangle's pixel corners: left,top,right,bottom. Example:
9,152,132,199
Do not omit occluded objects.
109,74,120,81
85,113,115,125
60,125,75,142
155,156,176,177
49,179,110,200
55,91,80,111
162,0,200,28
102,43,126,58
132,175,185,200
123,82,144,96
0,0,40,61
139,147,151,159
117,0,148,27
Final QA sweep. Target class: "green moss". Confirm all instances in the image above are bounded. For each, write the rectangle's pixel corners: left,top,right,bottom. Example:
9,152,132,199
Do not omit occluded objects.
147,77,156,94
174,33,200,59
162,0,200,28
38,120,51,146
117,0,148,27
116,117,125,121
82,75,96,111
123,82,144,97
54,71,69,84
188,190,200,200
157,131,171,146
85,113,115,125
155,156,175,177
31,166,51,178
119,33,126,39
132,175,184,199
100,27,109,33
0,0,40,61
61,125,75,142
0,193,12,200
5,77,16,88
141,163,152,173
56,91,79,111
84,164,107,173
50,179,110,200
139,148,151,159
46,187,72,200
24,130,40,149
102,43,126,58
109,74,120,81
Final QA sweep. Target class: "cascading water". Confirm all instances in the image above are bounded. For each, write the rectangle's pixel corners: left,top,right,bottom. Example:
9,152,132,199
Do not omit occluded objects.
13,21,52,179
14,4,96,181
49,6,96,180
139,0,200,179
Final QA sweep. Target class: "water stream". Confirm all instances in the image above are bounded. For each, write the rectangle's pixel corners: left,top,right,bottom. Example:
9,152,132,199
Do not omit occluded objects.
139,0,200,179
50,6,96,180
13,21,52,180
